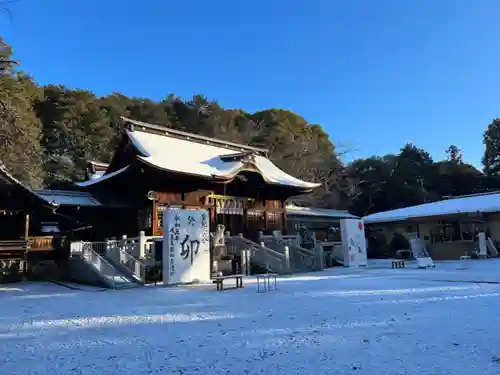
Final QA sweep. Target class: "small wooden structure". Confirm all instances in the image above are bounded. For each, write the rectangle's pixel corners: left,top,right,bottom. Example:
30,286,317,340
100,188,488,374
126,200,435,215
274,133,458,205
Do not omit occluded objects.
0,164,124,281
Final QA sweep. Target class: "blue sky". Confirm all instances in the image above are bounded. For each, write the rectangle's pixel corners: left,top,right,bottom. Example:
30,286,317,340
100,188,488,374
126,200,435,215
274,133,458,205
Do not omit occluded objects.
2,0,500,167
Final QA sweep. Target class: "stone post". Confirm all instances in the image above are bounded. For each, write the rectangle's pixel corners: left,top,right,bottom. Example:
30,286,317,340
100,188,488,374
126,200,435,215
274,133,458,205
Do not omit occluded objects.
317,244,324,271
139,231,146,259
260,241,268,270
241,249,250,275
246,249,252,275
283,245,290,272
117,235,127,264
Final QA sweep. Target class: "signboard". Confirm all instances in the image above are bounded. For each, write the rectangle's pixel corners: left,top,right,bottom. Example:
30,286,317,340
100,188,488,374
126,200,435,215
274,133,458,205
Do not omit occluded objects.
340,219,368,267
163,208,210,285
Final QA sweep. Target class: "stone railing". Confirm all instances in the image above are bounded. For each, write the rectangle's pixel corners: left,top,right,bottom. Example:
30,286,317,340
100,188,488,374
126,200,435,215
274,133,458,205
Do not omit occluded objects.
226,234,291,275
109,232,162,262
259,231,323,272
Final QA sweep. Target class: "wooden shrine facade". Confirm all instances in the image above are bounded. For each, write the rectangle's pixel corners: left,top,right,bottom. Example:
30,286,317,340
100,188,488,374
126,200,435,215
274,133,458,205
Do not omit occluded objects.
146,192,287,238
75,117,320,239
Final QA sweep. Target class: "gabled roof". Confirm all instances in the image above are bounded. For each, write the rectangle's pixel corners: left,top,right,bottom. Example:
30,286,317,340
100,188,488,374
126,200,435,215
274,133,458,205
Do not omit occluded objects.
286,204,359,219
0,162,123,209
0,163,56,207
77,117,320,190
124,117,269,155
363,191,500,224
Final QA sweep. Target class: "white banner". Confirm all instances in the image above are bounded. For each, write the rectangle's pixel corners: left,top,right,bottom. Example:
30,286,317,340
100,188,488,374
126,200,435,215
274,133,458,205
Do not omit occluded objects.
340,219,368,267
163,208,210,285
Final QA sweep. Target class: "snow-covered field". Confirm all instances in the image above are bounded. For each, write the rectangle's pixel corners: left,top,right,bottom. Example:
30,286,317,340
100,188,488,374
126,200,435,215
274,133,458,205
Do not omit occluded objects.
2,260,500,375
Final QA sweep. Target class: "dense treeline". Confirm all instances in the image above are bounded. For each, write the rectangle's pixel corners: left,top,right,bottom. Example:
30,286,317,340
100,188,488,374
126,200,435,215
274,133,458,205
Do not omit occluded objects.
2,37,500,216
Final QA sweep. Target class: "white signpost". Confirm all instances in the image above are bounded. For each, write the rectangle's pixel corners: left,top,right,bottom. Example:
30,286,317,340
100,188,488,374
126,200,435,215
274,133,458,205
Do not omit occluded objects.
340,218,368,267
162,208,211,285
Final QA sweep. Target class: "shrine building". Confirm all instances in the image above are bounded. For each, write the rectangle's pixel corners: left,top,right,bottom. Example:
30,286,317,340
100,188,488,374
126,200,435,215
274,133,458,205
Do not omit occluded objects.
75,117,321,241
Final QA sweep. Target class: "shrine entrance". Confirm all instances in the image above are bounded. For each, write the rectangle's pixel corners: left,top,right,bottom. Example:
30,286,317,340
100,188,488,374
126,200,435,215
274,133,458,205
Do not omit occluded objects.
211,195,247,236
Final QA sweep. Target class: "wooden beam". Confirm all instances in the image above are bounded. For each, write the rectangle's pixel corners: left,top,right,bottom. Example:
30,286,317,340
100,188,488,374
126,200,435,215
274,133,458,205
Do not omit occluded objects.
282,200,288,235
152,200,158,236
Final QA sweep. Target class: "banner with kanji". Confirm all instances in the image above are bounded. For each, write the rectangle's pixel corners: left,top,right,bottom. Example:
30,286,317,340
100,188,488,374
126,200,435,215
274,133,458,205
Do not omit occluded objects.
162,208,210,285
340,219,368,267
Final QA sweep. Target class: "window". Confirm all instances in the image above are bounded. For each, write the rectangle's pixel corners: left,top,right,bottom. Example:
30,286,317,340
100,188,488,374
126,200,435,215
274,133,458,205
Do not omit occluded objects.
156,205,166,230
247,210,264,222
156,205,182,230
267,212,280,225
41,222,60,233
137,209,152,230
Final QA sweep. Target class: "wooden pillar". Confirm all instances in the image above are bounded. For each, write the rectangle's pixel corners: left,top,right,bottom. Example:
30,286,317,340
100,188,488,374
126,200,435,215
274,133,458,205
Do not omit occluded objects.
243,203,248,236
263,200,268,230
152,200,158,236
24,212,30,276
282,200,288,235
24,213,30,240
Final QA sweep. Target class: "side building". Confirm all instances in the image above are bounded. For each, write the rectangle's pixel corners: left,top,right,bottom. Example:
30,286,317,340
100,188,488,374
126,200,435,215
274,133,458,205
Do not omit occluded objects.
0,163,128,281
362,191,500,260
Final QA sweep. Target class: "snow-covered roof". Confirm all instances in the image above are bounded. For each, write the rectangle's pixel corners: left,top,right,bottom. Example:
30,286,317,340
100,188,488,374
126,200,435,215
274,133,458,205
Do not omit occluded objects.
0,163,59,207
75,118,319,189
35,190,104,207
85,117,317,190
363,191,500,224
125,117,269,154
129,127,318,188
287,205,359,219
75,166,130,187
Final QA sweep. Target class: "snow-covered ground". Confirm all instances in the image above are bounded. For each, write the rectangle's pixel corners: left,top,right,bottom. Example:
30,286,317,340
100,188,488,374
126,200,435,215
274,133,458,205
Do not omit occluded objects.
2,260,500,374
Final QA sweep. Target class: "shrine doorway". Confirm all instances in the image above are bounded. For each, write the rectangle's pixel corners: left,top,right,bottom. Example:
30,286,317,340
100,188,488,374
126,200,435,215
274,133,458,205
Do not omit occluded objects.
212,196,246,236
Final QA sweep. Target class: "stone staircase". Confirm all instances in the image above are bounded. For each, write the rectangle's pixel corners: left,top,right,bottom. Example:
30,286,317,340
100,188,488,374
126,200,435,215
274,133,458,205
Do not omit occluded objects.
70,241,144,289
225,232,324,275
260,233,323,273
225,235,292,275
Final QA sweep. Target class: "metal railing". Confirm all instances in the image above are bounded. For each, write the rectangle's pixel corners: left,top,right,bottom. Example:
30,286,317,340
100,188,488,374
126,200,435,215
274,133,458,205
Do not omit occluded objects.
114,234,162,259
80,242,119,289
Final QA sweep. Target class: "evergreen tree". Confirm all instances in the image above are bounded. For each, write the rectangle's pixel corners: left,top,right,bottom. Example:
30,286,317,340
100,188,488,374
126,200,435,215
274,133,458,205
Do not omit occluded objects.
0,38,44,187
483,118,500,175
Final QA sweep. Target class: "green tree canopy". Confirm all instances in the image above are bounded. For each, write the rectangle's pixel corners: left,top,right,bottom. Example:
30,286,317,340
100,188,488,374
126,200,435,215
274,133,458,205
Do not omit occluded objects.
0,37,497,215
